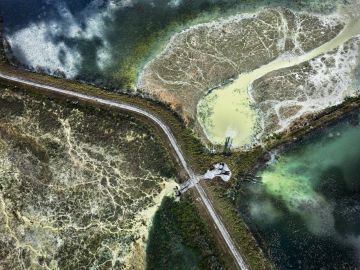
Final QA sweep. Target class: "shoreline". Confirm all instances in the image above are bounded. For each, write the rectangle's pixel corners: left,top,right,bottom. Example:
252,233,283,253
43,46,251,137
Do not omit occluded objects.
123,180,178,269
3,6,360,268
197,9,359,149
239,107,360,269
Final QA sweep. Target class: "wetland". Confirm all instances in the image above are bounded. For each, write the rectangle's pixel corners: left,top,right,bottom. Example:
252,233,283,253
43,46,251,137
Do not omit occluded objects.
140,1,360,148
3,0,360,269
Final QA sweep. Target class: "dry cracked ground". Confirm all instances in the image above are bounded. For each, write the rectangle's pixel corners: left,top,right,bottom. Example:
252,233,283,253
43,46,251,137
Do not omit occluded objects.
138,6,360,144
138,7,344,123
252,36,360,135
0,88,175,269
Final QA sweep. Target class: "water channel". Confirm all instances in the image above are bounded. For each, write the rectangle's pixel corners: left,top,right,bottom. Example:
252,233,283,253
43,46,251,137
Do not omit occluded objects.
197,3,360,148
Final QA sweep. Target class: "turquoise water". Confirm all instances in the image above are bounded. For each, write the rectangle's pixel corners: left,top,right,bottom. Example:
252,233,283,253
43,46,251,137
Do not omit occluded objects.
238,113,360,269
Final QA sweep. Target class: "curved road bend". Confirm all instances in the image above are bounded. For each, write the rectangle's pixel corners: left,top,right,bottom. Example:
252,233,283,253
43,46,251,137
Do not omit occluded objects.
0,72,249,270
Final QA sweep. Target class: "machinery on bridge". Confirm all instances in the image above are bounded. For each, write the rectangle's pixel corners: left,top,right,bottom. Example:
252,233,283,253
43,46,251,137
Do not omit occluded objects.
203,162,232,181
175,162,232,197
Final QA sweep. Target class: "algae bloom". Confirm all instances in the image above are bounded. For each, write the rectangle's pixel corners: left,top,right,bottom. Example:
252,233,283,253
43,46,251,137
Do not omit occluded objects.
239,113,360,269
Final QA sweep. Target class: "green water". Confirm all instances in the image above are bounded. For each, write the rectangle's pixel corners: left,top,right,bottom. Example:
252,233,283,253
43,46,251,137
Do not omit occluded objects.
238,113,360,269
197,1,360,148
2,0,341,89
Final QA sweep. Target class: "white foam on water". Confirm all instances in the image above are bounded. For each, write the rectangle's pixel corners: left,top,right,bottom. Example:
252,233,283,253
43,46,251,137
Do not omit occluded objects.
225,127,237,138
168,0,183,8
6,0,132,77
7,22,81,77
7,0,194,78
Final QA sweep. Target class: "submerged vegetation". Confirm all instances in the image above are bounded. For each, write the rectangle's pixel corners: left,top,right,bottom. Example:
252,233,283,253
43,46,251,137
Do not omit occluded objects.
3,1,360,269
147,196,225,270
237,111,360,269
3,46,360,269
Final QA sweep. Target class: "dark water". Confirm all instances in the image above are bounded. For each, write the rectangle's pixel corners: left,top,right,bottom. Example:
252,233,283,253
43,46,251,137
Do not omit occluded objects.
238,114,360,269
0,0,339,89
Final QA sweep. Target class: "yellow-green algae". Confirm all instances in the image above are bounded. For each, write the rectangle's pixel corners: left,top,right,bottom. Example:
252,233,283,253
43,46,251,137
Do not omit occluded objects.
260,158,334,235
237,111,360,269
197,2,360,148
197,81,258,147
258,124,360,234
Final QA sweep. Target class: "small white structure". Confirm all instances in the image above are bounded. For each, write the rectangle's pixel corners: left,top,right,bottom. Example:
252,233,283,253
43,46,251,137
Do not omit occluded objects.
175,162,232,197
203,162,232,182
